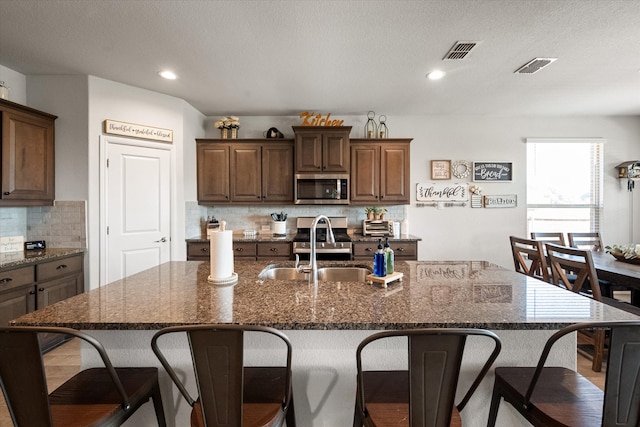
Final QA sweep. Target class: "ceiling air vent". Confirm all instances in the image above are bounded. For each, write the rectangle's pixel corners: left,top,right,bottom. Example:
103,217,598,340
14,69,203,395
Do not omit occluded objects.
514,57,557,74
443,41,479,60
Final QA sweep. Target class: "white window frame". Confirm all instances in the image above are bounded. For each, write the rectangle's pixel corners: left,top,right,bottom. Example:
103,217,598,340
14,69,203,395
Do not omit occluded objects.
525,138,605,235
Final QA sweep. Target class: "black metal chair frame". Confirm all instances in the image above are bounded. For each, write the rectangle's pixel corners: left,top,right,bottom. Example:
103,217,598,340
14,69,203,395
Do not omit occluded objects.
354,328,502,427
0,326,166,427
151,324,294,427
487,320,640,427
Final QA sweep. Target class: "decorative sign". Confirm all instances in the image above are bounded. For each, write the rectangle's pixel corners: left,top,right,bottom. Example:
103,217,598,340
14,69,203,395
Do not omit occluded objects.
473,162,512,182
0,235,24,253
430,160,451,180
299,112,344,126
416,183,468,202
104,119,173,143
483,194,517,208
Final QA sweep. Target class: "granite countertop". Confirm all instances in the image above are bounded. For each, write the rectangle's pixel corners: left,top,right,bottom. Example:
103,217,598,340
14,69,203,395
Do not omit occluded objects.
0,248,85,271
186,233,421,243
11,259,638,330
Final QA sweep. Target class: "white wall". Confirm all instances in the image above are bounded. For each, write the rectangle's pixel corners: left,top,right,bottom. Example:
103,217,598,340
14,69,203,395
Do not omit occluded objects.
0,64,26,105
87,76,205,288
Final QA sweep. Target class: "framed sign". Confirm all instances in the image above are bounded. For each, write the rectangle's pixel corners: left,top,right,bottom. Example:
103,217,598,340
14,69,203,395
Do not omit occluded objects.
416,182,468,202
104,119,173,143
473,162,512,182
430,160,451,180
484,194,517,208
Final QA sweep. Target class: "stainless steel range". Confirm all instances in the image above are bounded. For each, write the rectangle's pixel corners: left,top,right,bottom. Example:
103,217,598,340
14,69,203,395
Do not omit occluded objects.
292,216,352,260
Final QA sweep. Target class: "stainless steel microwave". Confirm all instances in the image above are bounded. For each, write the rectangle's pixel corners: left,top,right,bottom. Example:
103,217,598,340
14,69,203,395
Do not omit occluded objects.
294,174,349,204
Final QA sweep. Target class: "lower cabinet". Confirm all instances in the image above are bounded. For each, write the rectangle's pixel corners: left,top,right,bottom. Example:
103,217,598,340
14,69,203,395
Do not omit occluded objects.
187,241,292,261
0,253,84,351
352,241,418,261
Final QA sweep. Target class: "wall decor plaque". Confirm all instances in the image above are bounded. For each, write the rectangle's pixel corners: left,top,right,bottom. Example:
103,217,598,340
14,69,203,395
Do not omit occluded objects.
299,111,344,126
430,160,451,180
104,119,173,143
483,194,517,208
416,182,468,202
473,162,512,182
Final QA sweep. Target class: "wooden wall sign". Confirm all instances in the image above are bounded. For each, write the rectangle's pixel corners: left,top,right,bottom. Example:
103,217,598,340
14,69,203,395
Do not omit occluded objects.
416,182,468,202
473,162,512,182
104,119,173,143
299,111,344,126
483,194,517,208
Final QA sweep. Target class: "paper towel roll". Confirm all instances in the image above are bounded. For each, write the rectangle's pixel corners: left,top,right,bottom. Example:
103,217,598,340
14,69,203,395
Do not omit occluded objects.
208,227,234,280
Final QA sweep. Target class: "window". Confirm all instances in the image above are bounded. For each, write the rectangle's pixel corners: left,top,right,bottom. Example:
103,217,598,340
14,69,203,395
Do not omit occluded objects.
526,138,604,235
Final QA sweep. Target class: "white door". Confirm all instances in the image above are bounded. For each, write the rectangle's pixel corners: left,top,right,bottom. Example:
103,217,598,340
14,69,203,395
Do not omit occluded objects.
104,139,171,283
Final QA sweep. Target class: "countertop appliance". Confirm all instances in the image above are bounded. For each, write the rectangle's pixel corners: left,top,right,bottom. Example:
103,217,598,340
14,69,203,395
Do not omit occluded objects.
362,220,394,237
292,216,352,260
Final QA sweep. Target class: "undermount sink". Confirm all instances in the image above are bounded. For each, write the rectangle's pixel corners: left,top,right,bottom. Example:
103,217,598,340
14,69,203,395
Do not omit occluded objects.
258,266,371,282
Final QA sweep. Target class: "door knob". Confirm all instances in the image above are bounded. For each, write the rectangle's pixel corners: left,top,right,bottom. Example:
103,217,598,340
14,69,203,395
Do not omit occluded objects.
154,237,168,243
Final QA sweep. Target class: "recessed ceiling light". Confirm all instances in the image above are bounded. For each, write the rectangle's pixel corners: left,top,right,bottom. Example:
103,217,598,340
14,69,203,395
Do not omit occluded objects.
426,70,446,80
159,70,177,80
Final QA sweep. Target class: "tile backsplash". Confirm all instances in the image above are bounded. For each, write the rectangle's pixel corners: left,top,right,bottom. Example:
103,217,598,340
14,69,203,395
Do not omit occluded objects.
185,201,406,237
0,207,27,237
27,201,87,248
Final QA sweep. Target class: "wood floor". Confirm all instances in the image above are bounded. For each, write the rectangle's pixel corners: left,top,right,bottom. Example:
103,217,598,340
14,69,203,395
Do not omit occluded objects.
0,337,605,426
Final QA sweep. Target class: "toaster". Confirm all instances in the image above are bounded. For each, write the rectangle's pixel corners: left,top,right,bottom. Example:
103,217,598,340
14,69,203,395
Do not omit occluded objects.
362,220,394,236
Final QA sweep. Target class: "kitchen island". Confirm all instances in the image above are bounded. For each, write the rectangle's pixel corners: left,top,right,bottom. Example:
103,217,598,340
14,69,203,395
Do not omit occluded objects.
12,259,639,427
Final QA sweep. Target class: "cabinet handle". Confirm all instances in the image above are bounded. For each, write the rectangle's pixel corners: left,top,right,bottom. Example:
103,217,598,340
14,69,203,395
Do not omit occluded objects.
236,248,244,252
3,192,10,195
200,247,209,253
270,247,277,252
0,277,13,284
38,288,45,292
397,247,405,252
365,247,373,252
56,264,68,270
29,290,36,295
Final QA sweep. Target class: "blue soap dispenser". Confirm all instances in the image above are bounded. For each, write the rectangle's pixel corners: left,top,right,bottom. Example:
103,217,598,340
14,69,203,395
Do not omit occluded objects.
373,239,387,277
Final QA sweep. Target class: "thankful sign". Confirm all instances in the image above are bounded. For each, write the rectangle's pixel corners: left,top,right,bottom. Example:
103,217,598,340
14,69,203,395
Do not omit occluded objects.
416,183,468,202
299,112,344,126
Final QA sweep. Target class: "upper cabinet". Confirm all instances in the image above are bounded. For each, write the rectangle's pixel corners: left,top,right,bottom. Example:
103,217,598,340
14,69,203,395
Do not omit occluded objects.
293,126,351,173
196,139,294,204
350,138,412,205
0,99,57,207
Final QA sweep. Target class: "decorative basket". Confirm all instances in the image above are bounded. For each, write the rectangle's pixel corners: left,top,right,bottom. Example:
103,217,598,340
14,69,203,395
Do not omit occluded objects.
610,252,640,265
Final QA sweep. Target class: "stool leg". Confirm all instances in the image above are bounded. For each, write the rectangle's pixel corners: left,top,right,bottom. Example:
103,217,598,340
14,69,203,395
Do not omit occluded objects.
487,384,502,427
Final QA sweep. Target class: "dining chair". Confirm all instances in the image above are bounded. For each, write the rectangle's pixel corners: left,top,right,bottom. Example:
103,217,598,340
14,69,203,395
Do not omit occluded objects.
509,236,550,282
353,328,502,427
487,320,640,427
530,231,566,246
151,324,295,427
567,231,604,251
545,243,607,371
0,326,166,427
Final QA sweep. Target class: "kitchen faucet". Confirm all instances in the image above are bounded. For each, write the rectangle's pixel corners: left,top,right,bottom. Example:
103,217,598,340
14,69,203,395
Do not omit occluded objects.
296,214,335,277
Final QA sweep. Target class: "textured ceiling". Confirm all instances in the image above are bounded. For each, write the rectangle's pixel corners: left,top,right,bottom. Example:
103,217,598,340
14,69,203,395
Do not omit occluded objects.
0,0,639,117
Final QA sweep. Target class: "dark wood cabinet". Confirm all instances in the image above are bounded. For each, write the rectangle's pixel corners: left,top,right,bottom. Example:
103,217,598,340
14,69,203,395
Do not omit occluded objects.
350,139,411,205
196,139,294,204
0,253,84,350
352,241,417,261
293,126,351,173
186,241,291,261
0,99,57,207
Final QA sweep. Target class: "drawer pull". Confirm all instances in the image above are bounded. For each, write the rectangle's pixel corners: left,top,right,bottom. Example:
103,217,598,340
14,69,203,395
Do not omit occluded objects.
365,247,373,252
29,290,36,295
56,264,68,270
38,288,45,292
270,248,277,252
200,247,209,253
0,277,13,284
396,247,405,252
236,248,244,252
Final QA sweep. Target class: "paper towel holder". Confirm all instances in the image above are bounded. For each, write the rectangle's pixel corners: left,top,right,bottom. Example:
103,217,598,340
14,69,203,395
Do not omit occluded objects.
207,221,239,285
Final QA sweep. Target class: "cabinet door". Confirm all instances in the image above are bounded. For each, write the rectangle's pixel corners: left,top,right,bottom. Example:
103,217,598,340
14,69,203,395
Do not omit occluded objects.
197,143,230,203
187,242,210,261
0,266,36,325
390,242,417,260
36,274,83,310
350,144,380,203
262,143,294,202
234,242,257,259
380,144,410,203
1,107,55,205
230,144,262,202
257,242,292,260
322,130,350,172
295,132,323,172
352,242,378,260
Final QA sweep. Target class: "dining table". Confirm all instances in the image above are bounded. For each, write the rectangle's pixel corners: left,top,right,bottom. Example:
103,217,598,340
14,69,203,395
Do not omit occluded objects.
590,251,640,306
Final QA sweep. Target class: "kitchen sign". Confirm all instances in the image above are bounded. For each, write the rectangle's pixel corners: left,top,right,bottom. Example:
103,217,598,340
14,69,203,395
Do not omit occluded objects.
484,194,517,208
104,119,174,143
298,111,344,126
473,162,512,182
416,183,468,202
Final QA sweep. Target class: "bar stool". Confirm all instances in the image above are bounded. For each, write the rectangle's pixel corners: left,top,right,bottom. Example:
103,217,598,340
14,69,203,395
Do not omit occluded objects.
353,328,502,427
151,324,295,427
487,320,640,427
0,326,166,426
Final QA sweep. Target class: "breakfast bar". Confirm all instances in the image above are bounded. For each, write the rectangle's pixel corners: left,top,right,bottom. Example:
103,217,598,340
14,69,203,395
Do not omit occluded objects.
12,259,640,427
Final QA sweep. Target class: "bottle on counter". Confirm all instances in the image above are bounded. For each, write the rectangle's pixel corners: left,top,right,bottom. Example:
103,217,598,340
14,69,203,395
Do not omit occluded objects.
373,239,387,277
401,218,409,235
384,238,394,275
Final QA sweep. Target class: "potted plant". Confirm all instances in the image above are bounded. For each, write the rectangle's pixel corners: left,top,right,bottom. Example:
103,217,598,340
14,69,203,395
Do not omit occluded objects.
365,207,375,220
373,206,382,220
379,208,388,220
